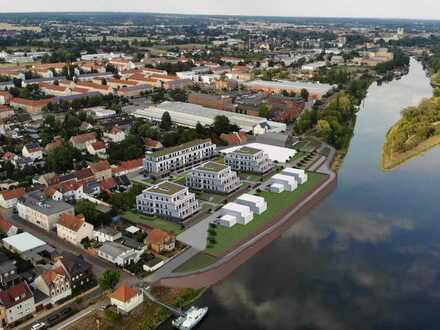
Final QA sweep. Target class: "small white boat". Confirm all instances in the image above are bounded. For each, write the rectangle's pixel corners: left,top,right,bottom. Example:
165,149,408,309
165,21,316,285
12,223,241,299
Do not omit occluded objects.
172,306,208,330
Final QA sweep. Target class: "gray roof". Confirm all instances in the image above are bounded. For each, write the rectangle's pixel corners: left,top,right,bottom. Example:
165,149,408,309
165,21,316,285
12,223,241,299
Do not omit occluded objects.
19,190,73,216
98,242,132,257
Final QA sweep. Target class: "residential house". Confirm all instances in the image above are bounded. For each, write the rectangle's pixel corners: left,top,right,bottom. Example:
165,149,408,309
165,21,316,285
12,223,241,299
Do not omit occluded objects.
89,160,112,181
0,188,25,209
219,132,247,145
104,125,126,143
53,253,94,292
93,227,122,243
0,217,18,237
86,140,107,159
0,281,35,326
112,158,143,177
136,181,200,220
69,132,97,150
145,229,176,253
109,283,143,313
22,143,44,160
17,191,74,231
56,214,94,246
0,261,19,289
34,266,72,304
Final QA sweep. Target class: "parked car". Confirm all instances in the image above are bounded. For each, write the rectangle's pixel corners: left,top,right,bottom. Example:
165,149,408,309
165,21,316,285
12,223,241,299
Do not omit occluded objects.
31,322,46,330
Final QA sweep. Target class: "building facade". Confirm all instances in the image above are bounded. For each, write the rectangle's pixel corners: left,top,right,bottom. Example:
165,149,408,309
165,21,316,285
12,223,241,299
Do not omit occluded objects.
17,191,75,231
136,181,200,220
56,214,94,246
224,147,273,174
143,139,216,177
186,161,241,194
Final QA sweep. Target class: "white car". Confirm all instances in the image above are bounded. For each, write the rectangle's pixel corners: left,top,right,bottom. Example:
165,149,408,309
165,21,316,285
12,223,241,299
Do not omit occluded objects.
31,322,46,330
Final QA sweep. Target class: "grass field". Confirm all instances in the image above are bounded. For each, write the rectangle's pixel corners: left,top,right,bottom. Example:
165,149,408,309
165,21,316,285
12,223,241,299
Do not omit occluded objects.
121,211,184,235
174,253,218,273
205,172,328,256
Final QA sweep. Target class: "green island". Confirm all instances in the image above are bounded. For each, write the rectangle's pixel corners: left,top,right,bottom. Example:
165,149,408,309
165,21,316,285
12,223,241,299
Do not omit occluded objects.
381,95,440,170
381,52,440,170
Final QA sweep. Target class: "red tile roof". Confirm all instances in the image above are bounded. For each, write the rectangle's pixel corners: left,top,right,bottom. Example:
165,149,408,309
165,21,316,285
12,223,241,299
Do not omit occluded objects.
100,177,117,191
112,158,143,174
109,283,138,303
70,132,96,145
90,141,106,151
11,97,54,107
0,282,33,309
0,187,25,201
57,213,86,232
89,160,111,174
0,216,13,233
147,228,174,246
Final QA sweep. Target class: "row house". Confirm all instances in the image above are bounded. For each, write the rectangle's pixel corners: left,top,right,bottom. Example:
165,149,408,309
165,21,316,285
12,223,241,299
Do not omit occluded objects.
136,181,200,220
0,281,35,327
53,253,94,292
33,265,72,304
186,161,241,194
10,98,53,114
225,147,274,174
143,139,216,177
89,160,112,181
0,217,18,237
112,158,143,177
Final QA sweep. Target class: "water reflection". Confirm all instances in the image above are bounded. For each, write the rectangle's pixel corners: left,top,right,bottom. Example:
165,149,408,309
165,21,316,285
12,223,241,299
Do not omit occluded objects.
162,60,440,330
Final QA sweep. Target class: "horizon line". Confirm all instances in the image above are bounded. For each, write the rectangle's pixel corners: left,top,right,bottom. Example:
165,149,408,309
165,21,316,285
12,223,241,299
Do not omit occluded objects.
0,10,439,22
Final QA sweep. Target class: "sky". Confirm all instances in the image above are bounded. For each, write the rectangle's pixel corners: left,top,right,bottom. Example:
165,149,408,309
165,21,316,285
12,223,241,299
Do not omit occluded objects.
0,0,439,20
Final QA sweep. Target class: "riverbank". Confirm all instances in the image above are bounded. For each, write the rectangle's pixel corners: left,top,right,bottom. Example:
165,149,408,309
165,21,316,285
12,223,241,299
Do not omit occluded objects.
64,287,204,330
381,96,440,171
157,164,337,288
381,126,440,171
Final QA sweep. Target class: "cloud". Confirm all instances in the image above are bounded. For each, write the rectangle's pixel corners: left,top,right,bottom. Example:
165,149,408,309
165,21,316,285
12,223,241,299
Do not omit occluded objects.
285,207,414,247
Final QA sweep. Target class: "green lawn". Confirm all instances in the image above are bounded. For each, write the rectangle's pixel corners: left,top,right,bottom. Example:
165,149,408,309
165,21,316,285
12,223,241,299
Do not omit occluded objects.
205,172,328,256
196,191,226,204
174,253,218,273
121,211,184,235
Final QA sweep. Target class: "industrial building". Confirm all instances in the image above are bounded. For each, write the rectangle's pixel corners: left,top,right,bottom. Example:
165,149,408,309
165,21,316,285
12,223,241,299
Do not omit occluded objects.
133,101,286,135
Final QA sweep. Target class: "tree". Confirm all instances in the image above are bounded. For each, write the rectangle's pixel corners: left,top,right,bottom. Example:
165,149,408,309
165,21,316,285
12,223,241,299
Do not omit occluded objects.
75,201,99,226
98,269,120,290
160,111,172,130
212,115,239,135
258,104,271,119
300,88,309,101
46,143,80,173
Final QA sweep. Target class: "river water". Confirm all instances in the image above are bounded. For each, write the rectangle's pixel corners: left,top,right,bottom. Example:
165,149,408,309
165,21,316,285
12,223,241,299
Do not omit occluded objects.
162,59,440,330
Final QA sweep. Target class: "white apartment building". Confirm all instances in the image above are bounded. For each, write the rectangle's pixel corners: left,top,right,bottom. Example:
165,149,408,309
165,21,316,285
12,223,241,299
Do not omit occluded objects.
136,181,200,220
186,161,241,194
224,147,273,174
17,191,75,231
143,139,216,177
56,214,94,246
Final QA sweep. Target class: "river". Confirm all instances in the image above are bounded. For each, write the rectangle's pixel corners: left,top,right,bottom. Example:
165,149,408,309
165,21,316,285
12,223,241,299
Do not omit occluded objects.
161,59,440,330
